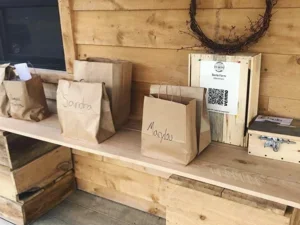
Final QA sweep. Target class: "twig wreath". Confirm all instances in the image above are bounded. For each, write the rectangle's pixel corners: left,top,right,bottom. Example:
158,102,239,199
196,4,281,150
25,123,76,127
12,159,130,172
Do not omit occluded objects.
189,0,278,54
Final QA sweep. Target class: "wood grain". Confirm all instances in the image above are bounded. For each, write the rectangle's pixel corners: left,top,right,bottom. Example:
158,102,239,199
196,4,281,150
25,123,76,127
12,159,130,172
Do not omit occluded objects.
30,68,72,84
74,9,300,55
76,178,166,218
290,209,300,225
0,165,17,201
72,149,171,179
72,0,300,10
2,115,300,208
23,172,75,223
0,196,23,225
78,45,300,119
43,83,57,100
58,0,77,73
222,189,287,216
74,154,164,204
268,98,300,120
13,146,72,194
164,181,290,225
66,190,165,225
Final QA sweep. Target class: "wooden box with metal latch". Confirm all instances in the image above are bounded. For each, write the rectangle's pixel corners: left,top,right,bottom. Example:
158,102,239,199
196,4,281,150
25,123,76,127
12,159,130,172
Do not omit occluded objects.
248,116,300,164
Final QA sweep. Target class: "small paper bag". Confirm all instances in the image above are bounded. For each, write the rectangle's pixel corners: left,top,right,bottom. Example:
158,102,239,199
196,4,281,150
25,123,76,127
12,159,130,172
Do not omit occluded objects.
141,93,197,165
150,85,211,154
4,76,49,121
57,80,116,144
0,64,16,117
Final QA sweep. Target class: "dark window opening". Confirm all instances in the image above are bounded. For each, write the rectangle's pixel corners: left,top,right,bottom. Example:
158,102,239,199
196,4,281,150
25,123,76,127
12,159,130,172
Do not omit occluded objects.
0,0,66,71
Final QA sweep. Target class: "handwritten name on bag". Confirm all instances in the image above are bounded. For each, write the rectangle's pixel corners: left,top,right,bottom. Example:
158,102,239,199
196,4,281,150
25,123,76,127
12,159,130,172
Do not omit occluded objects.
10,97,24,108
147,122,173,143
61,93,92,111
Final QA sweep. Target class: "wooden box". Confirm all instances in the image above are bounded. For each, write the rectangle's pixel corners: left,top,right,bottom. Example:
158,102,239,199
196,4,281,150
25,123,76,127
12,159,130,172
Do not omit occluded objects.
0,132,59,169
0,171,75,225
163,175,297,225
248,117,300,164
0,146,73,201
189,53,261,147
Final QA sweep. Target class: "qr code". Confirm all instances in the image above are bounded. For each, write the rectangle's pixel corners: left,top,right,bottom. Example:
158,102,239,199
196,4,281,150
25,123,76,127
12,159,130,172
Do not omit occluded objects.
208,88,229,106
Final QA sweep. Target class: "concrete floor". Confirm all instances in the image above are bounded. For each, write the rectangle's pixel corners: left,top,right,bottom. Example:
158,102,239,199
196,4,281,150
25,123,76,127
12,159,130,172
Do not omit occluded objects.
0,190,166,225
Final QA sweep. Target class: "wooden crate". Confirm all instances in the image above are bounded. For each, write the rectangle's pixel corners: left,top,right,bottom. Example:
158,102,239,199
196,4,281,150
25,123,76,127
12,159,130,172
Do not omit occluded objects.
0,171,75,225
189,53,261,147
163,175,298,225
0,132,58,169
0,146,72,201
73,149,169,218
248,118,300,164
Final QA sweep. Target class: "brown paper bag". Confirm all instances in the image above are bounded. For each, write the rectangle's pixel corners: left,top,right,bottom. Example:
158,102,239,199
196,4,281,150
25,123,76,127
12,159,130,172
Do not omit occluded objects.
73,58,132,129
0,64,16,117
141,93,197,165
57,80,116,144
150,85,211,154
4,76,49,121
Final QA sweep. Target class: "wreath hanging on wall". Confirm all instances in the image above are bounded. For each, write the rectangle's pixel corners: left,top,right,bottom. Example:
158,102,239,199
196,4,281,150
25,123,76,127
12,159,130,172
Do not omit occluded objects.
189,0,278,54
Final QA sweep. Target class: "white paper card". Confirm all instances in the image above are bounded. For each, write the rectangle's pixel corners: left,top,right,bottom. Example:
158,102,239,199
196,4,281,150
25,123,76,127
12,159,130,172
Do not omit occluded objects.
255,115,293,126
15,63,32,81
200,60,241,115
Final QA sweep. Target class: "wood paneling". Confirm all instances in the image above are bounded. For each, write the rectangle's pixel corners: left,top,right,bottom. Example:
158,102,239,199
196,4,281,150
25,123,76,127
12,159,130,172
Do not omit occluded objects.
77,44,300,119
268,98,300,120
74,9,300,55
58,0,77,73
72,0,300,10
64,0,300,121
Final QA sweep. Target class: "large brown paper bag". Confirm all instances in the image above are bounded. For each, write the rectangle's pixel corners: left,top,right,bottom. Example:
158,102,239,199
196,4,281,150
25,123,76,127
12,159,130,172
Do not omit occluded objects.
142,94,197,165
150,85,211,154
4,76,49,121
0,64,16,117
73,58,132,130
57,80,116,144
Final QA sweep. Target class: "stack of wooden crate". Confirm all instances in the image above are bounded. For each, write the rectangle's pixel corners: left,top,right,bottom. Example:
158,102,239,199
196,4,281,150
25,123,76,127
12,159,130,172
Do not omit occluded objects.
0,131,75,225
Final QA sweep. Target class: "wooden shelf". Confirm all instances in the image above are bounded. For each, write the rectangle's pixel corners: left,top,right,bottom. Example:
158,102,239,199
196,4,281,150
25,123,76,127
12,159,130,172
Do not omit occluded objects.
0,115,300,208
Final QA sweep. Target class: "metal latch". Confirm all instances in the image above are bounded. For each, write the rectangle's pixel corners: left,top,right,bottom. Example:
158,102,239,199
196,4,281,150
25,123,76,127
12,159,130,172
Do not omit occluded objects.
259,136,296,152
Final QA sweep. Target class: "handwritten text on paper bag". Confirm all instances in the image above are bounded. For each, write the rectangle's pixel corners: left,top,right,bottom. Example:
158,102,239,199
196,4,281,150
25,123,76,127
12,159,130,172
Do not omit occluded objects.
62,94,92,111
147,122,173,143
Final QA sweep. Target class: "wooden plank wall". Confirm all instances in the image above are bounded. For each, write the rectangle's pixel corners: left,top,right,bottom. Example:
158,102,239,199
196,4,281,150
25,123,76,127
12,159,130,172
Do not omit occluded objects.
61,0,300,120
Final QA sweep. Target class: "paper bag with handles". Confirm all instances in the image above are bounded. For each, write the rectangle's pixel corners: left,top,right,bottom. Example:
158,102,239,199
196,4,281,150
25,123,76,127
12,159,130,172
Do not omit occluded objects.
150,85,211,154
141,88,198,165
4,75,49,121
0,64,16,117
57,80,116,144
73,58,132,129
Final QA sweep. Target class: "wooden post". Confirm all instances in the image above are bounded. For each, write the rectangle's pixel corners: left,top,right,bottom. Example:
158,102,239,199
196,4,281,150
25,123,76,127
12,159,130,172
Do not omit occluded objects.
58,0,77,74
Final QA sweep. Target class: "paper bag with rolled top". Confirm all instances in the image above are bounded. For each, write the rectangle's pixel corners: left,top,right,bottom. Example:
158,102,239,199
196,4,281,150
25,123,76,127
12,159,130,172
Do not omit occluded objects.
0,64,16,117
141,86,198,165
150,85,211,154
57,80,116,144
4,72,49,122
